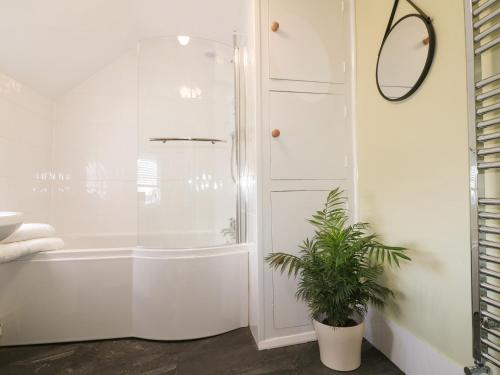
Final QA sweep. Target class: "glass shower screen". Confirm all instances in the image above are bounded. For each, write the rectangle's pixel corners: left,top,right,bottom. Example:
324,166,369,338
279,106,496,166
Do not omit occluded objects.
137,37,237,249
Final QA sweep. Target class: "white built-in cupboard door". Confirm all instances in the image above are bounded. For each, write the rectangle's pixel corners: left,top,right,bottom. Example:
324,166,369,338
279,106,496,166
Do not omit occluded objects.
268,0,345,83
271,190,330,329
269,91,347,180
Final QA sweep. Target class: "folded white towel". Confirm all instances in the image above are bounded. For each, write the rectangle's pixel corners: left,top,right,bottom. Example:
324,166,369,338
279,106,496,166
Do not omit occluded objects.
0,237,64,264
1,223,56,244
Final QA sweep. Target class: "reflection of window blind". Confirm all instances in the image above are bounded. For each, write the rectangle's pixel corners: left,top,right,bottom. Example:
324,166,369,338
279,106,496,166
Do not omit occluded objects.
137,159,160,205
137,159,158,186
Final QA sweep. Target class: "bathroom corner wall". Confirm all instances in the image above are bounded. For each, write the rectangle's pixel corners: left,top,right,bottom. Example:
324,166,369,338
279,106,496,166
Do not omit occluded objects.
355,0,472,370
0,73,53,223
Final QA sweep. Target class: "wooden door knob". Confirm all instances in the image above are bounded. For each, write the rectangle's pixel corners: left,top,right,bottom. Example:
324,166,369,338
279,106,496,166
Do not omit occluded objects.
271,129,281,138
271,21,280,32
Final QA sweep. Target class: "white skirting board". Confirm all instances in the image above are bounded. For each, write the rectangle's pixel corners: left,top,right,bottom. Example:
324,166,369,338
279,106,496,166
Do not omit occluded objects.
364,309,464,375
257,311,463,375
257,330,317,350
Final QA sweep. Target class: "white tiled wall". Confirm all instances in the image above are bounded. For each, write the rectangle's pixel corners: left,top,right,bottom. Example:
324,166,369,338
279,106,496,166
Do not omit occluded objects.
1,41,238,249
52,51,138,244
0,73,53,223
0,58,138,246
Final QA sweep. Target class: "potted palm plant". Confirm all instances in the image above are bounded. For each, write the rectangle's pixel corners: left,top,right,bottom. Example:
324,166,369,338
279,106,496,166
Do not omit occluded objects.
266,188,410,371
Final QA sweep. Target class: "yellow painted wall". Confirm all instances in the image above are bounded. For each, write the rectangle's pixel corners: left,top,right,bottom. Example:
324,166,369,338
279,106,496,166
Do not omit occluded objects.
355,0,473,366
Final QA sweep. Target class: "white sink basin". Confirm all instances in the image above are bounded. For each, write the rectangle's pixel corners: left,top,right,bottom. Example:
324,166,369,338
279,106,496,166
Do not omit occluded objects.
0,212,23,241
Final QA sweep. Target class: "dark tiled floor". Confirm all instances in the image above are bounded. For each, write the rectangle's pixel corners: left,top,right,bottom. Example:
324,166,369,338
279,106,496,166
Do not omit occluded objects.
0,328,403,375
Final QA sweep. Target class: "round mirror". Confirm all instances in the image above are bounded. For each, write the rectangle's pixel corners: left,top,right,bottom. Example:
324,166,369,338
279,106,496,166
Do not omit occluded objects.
376,14,435,101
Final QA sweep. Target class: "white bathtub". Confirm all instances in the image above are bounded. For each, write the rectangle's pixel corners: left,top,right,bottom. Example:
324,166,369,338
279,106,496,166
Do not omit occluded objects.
0,243,248,346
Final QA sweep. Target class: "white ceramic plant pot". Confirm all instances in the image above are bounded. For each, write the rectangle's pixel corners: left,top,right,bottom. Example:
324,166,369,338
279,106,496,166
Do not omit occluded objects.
313,318,365,371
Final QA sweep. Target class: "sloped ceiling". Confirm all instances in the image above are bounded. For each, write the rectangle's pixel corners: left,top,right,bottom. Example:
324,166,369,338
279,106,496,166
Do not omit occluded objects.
0,0,247,97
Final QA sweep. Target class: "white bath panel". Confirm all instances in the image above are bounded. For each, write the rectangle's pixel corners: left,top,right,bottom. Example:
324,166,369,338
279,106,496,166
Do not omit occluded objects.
0,244,248,345
133,247,248,340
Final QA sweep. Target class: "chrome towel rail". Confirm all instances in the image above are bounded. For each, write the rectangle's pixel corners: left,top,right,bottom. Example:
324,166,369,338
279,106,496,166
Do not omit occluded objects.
477,146,500,156
482,327,500,340
475,36,500,54
478,161,500,169
479,198,500,205
481,282,500,294
474,8,500,29
481,297,500,309
480,268,500,279
149,137,227,144
476,73,500,89
484,353,500,369
479,212,500,220
477,117,500,129
475,23,500,42
483,310,500,324
466,0,500,372
477,102,500,116
480,254,500,265
480,226,500,235
477,132,500,142
473,0,497,16
479,240,500,249
482,339,500,355
476,87,500,101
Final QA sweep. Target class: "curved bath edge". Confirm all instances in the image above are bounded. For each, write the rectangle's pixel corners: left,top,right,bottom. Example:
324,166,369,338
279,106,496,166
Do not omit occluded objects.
24,243,249,262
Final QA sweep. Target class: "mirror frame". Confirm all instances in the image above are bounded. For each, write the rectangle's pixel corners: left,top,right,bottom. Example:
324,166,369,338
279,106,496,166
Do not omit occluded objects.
376,4,436,102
